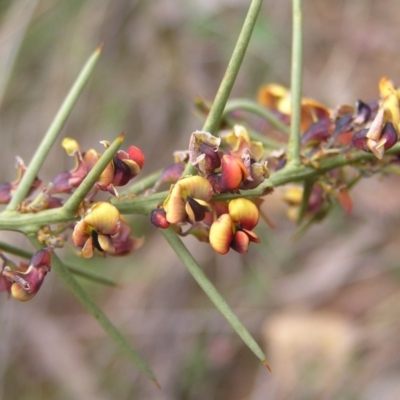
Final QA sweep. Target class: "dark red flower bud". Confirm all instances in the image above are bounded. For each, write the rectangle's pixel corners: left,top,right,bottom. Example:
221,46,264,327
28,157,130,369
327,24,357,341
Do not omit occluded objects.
381,121,398,150
301,119,332,145
351,129,369,151
112,146,145,187
150,209,170,229
112,157,134,186
126,146,145,169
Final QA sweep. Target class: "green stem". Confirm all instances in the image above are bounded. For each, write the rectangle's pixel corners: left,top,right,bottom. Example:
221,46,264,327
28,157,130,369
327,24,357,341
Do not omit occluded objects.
6,47,102,211
0,240,32,258
183,0,263,176
1,145,399,228
223,98,290,135
287,0,303,166
118,169,163,197
160,227,270,368
28,237,159,386
297,179,314,224
63,134,124,214
113,191,167,215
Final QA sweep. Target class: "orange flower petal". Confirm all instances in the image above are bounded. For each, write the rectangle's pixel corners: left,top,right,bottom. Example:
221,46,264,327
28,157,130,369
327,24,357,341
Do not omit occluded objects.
230,230,250,254
228,198,259,230
81,237,94,258
164,176,212,224
163,184,186,224
126,146,145,169
257,83,289,109
218,155,248,191
209,214,233,255
84,202,120,235
242,229,260,243
72,220,90,247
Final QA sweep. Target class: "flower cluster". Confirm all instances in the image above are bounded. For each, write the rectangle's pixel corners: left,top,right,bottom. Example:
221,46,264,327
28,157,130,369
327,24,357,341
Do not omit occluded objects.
252,78,400,227
189,127,269,192
0,137,146,300
151,126,269,254
0,138,145,212
4,75,400,302
257,79,399,162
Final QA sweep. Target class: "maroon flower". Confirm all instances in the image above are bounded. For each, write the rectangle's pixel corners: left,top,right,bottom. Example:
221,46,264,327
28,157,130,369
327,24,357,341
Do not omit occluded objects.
1,248,52,301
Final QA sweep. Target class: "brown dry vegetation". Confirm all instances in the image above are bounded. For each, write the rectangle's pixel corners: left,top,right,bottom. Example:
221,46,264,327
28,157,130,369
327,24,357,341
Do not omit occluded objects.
1,1,400,399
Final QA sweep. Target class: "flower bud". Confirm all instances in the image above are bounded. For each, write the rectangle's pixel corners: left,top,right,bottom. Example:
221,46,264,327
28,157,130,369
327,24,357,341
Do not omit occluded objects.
150,209,170,229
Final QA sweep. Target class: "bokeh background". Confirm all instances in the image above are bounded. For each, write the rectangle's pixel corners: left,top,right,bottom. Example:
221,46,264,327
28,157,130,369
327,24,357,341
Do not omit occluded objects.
1,0,400,399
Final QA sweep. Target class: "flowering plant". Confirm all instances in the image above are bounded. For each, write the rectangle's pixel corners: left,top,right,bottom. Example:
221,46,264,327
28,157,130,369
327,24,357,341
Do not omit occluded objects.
1,0,399,387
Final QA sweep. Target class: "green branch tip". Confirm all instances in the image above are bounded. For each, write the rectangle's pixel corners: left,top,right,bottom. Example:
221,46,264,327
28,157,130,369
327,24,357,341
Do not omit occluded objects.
288,0,303,167
161,227,269,365
224,98,290,136
6,47,102,211
263,359,272,372
183,0,263,176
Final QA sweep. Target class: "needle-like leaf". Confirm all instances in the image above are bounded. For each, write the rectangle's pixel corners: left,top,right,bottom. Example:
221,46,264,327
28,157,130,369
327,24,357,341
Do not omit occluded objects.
161,227,270,370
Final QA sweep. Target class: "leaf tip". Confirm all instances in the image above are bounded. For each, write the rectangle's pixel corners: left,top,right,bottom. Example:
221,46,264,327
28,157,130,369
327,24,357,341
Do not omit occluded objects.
117,132,126,143
96,43,104,54
153,379,162,390
263,359,272,373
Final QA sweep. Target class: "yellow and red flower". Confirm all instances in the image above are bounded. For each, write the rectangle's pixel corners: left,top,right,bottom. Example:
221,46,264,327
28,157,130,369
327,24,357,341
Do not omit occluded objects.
72,202,141,258
162,176,213,224
209,198,260,254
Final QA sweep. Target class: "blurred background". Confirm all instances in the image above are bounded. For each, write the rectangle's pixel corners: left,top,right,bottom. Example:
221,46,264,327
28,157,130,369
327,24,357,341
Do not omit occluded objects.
1,0,400,399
